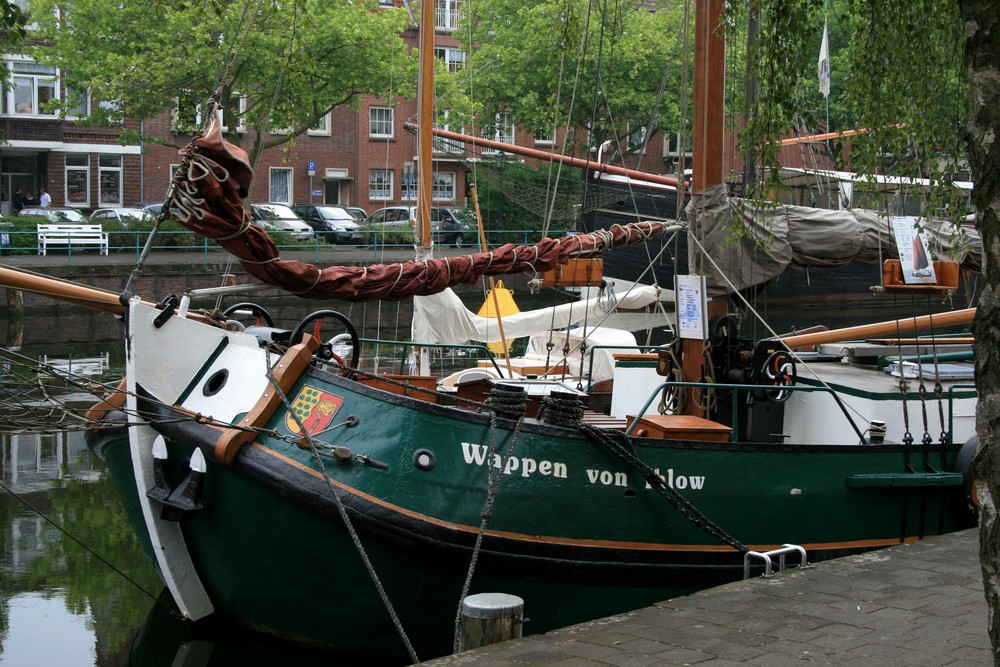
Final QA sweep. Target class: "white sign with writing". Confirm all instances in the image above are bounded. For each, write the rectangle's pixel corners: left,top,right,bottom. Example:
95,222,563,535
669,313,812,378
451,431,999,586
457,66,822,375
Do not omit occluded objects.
892,216,937,284
676,274,707,340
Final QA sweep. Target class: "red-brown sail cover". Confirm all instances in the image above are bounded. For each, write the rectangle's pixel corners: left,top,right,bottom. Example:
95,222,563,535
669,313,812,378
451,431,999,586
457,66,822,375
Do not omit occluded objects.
169,116,667,302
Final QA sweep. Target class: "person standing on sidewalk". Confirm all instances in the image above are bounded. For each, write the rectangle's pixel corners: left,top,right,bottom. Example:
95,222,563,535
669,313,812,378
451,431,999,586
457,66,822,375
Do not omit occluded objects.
39,187,51,208
12,188,24,215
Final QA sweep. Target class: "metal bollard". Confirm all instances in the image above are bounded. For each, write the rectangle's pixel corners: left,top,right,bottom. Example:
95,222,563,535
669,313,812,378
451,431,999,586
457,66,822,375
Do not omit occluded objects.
457,593,524,652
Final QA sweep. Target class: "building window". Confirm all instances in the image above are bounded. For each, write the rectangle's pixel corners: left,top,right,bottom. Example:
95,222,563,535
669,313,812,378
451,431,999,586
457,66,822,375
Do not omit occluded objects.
308,113,330,136
433,109,464,155
534,126,556,145
664,131,692,157
435,0,459,30
482,112,514,155
98,155,122,205
269,168,292,203
65,86,89,119
65,154,89,206
172,93,239,133
370,107,394,139
432,172,455,201
627,123,647,153
401,163,417,202
369,169,393,201
7,61,57,116
434,47,465,73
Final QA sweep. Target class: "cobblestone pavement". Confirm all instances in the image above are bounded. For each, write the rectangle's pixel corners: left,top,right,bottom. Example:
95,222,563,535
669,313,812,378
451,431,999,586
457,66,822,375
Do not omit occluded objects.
426,529,993,666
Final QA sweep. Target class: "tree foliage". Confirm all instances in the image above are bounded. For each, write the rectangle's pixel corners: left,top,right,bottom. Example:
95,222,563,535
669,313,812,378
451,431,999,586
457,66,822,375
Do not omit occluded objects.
23,0,417,166
461,0,691,159
741,0,968,215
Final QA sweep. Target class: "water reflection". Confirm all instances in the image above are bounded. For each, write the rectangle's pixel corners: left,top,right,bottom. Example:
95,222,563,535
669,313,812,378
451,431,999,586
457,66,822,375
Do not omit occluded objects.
127,594,406,667
0,431,161,667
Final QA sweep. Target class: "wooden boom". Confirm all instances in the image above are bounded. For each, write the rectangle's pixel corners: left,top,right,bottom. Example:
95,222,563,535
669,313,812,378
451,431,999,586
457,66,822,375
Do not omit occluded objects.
779,308,977,349
0,265,129,314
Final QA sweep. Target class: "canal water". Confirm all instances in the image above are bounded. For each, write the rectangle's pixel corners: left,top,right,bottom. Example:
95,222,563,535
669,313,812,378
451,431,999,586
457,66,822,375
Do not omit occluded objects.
0,275,975,666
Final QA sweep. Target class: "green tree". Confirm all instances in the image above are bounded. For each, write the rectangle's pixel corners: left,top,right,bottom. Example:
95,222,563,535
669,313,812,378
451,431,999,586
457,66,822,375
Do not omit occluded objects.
22,0,416,168
462,0,690,159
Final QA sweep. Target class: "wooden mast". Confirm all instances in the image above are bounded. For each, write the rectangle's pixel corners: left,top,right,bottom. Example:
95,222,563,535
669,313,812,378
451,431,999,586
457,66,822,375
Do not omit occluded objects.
680,0,727,417
415,0,435,261
411,0,437,375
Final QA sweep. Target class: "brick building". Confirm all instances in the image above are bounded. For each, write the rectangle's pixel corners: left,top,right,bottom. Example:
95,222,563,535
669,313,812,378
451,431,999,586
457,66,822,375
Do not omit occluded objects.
0,3,707,221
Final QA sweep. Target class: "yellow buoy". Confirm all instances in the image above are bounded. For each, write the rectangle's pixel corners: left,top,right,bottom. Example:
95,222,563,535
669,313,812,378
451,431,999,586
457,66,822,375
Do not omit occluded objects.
477,280,520,356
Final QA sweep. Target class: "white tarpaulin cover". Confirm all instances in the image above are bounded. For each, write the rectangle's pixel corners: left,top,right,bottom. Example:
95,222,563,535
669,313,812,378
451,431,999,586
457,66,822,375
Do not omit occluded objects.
412,285,660,345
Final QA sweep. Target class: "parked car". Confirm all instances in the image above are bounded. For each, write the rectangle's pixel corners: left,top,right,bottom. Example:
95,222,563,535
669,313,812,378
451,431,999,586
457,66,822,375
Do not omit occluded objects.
364,206,418,230
250,204,314,241
291,205,362,244
129,202,164,217
436,207,475,247
338,206,368,222
364,206,473,246
90,207,155,226
18,206,88,223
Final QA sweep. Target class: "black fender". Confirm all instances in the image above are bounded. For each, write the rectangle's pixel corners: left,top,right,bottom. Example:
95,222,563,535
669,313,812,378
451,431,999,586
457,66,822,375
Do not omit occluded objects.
953,435,979,524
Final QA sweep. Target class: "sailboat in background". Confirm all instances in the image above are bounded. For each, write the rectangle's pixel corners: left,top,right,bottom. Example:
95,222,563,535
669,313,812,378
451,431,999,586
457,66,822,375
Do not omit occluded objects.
0,0,981,663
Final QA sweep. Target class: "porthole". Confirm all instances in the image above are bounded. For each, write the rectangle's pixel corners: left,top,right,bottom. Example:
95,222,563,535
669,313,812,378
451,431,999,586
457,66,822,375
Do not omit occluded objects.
202,369,229,397
413,449,436,471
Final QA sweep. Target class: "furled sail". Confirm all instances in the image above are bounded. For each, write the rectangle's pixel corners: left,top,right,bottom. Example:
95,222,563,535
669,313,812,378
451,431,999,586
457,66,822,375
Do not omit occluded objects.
687,183,982,297
167,115,669,302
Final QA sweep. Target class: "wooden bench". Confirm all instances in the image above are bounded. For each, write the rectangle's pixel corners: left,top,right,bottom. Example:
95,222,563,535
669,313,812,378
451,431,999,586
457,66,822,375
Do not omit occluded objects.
37,224,109,256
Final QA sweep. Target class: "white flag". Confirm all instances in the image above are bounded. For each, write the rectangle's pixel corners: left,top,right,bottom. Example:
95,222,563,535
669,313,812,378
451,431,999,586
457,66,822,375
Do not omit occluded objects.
818,21,831,98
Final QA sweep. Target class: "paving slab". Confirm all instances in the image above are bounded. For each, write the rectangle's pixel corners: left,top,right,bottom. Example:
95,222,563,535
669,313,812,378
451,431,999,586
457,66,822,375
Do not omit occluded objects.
426,529,994,666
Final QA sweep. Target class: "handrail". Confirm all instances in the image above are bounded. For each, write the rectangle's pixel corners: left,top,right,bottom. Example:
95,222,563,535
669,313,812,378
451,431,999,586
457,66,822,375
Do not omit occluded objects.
743,544,808,579
624,380,869,444
946,383,978,444
357,338,505,377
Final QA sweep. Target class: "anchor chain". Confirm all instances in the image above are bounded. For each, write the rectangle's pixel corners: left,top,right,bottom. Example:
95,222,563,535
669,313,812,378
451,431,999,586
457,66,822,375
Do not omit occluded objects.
452,407,526,652
578,423,747,553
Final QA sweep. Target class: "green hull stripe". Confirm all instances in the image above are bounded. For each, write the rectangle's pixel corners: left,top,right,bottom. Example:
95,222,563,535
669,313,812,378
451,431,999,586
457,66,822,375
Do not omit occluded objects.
176,336,230,405
847,472,963,488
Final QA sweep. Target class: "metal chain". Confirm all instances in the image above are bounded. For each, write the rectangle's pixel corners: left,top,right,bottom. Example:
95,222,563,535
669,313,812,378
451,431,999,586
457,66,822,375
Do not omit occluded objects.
578,423,747,553
261,359,421,664
452,411,525,653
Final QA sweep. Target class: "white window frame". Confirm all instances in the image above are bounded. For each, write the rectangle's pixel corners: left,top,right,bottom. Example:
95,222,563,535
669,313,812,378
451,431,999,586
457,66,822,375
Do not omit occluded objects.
308,112,331,136
6,59,58,117
627,123,647,154
433,109,464,155
482,112,514,156
65,154,89,207
269,167,293,204
369,106,394,139
435,0,459,30
432,171,455,201
534,126,556,146
98,155,122,206
369,169,393,201
173,94,242,133
11,0,39,30
434,47,465,73
664,131,692,157
64,86,89,119
401,163,417,202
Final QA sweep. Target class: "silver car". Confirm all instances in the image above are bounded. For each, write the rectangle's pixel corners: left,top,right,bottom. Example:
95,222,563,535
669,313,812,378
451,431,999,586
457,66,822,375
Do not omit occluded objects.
250,204,314,241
